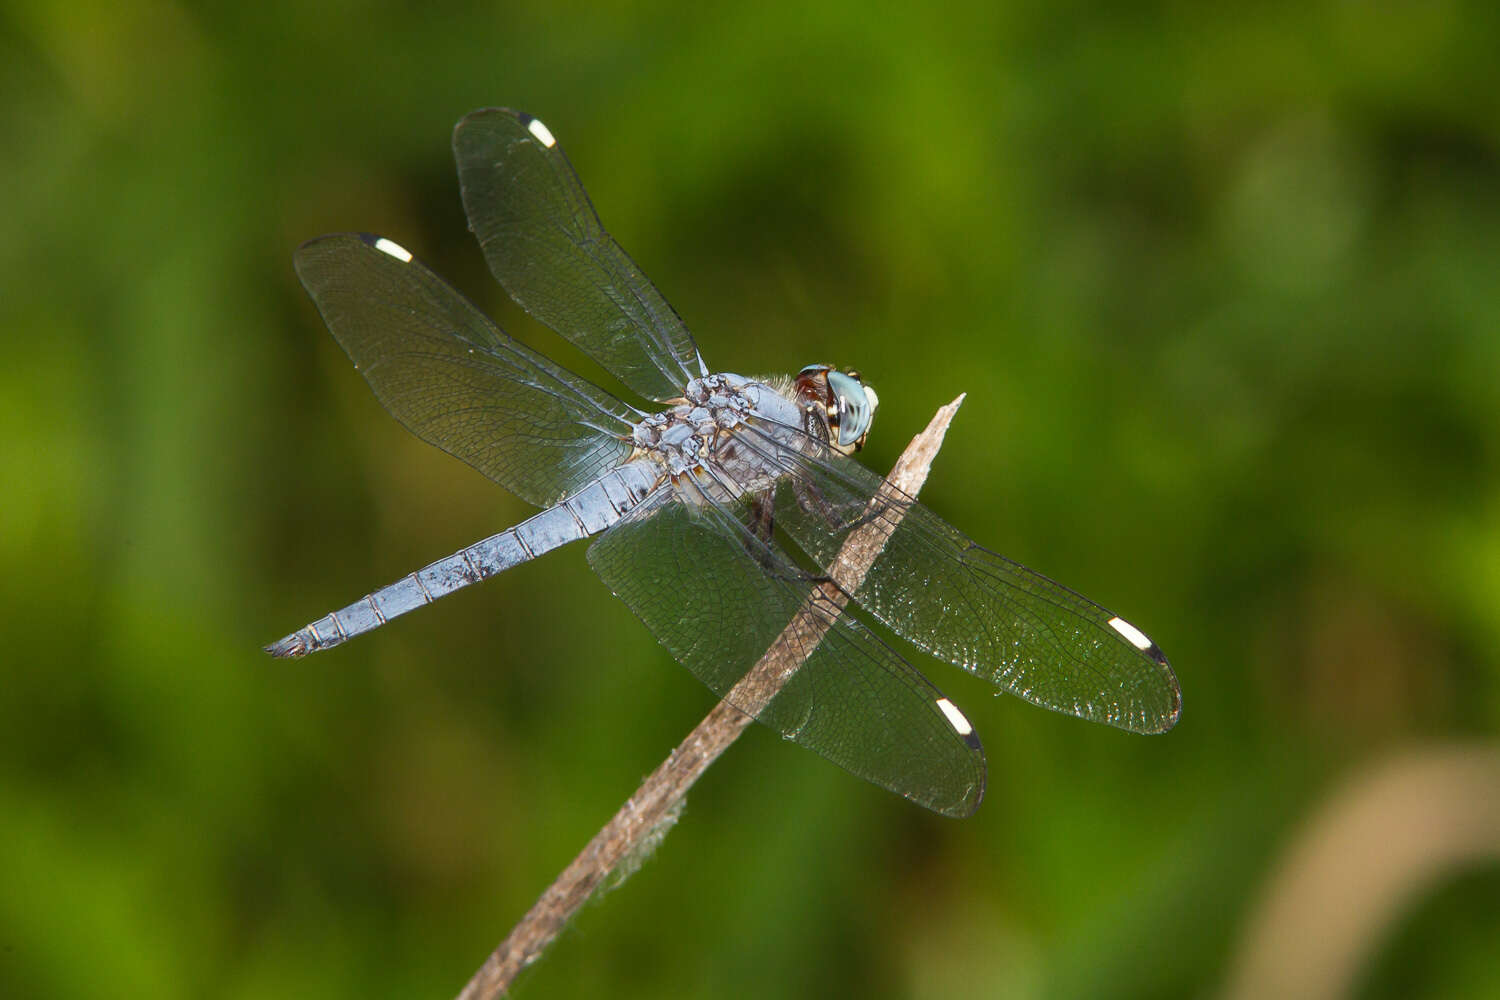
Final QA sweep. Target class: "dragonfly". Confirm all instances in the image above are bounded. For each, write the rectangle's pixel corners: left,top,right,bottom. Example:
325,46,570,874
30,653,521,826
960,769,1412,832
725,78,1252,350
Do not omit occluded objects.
267,108,1180,817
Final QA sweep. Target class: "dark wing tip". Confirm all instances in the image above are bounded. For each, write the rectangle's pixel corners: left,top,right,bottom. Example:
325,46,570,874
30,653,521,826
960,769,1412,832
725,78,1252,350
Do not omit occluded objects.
453,107,559,154
294,232,354,256
293,232,374,270
930,695,986,818
938,771,986,819
1102,614,1182,733
955,766,987,819
923,773,985,820
1144,639,1182,733
453,107,528,139
1157,669,1183,732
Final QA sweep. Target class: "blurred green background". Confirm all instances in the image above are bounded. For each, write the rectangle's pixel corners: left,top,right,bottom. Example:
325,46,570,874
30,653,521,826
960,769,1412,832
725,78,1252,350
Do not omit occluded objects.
5,1,1500,997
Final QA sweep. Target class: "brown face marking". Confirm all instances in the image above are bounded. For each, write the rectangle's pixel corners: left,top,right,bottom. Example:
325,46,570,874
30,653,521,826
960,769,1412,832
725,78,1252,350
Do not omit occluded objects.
792,366,836,443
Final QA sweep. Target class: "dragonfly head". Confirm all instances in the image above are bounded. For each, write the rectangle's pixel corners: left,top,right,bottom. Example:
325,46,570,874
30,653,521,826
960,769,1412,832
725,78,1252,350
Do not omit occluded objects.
795,364,879,455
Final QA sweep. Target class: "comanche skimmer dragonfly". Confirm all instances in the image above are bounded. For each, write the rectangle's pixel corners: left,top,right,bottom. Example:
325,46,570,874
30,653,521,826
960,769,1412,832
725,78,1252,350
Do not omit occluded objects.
267,109,1181,817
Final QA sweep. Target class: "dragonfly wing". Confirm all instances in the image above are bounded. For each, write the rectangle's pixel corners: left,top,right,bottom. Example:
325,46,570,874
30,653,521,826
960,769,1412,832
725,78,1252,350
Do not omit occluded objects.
452,108,707,402
743,424,1182,734
294,233,638,509
587,488,986,818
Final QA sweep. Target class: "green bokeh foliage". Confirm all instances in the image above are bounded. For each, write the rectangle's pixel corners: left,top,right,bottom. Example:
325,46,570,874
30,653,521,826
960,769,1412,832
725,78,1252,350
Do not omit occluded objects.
3,2,1498,997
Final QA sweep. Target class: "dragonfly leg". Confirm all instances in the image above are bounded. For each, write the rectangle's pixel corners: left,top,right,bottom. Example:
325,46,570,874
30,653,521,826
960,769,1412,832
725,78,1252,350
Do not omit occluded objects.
740,492,780,572
792,476,878,532
792,477,835,526
748,493,775,545
792,474,905,535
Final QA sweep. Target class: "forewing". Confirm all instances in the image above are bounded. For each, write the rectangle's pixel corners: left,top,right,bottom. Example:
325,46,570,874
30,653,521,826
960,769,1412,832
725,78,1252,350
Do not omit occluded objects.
587,489,986,818
293,233,637,508
452,108,707,402
749,426,1182,734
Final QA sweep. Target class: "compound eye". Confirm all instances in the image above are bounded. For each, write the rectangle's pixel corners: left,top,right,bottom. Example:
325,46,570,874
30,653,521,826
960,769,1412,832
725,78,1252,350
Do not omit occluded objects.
826,369,876,447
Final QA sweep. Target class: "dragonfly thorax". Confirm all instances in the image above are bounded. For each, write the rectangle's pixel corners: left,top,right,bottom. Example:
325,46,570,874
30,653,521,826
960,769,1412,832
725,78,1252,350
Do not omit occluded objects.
629,372,807,498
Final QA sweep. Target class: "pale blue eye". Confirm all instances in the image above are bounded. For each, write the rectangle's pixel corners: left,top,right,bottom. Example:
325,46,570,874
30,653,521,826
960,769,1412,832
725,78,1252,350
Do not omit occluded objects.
827,370,876,446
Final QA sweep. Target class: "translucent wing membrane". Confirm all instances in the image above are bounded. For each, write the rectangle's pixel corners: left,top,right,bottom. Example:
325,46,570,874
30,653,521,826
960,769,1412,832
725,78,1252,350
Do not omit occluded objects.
279,107,1175,818
452,108,707,403
731,421,1181,734
587,489,986,817
293,234,638,508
